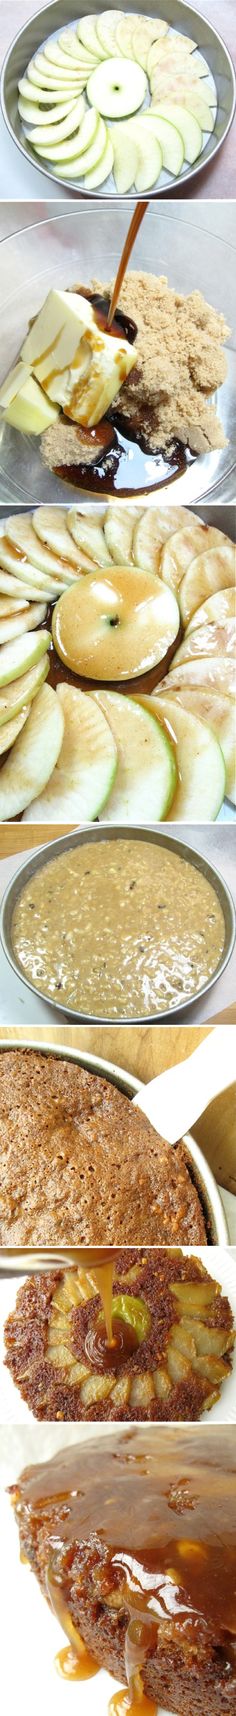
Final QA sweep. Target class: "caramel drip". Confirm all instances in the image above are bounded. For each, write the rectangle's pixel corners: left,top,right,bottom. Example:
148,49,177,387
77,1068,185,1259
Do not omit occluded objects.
107,204,148,328
109,1692,157,1714
55,1644,98,1681
48,1566,98,1681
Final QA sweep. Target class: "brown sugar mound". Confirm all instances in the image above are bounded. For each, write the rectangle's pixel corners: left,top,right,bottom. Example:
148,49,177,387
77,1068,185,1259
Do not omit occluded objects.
92,271,229,453
0,1049,207,1246
11,1428,236,1715
4,1247,234,1422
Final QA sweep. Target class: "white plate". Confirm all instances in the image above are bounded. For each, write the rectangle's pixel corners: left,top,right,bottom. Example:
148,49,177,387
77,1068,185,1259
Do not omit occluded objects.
1,1246,236,1425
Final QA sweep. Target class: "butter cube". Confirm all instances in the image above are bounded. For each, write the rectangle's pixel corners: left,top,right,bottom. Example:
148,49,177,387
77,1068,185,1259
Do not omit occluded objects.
0,361,31,410
21,288,135,426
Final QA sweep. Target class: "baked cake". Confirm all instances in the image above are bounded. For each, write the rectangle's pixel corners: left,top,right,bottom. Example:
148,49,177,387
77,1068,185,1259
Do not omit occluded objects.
0,1050,208,1245
11,1427,236,1714
4,1248,234,1422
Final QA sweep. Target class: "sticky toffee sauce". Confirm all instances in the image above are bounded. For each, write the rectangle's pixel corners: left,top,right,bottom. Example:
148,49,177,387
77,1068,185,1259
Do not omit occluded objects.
13,1429,236,1712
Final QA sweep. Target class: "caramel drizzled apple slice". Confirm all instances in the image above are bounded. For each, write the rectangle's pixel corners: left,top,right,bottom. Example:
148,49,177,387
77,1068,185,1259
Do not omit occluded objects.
0,600,47,646
160,524,230,594
187,588,235,631
93,688,177,822
132,507,194,574
52,565,180,680
32,507,82,569
171,686,236,807
0,655,49,729
173,618,235,666
67,508,113,566
146,690,225,821
179,545,235,627
5,513,77,586
104,506,138,566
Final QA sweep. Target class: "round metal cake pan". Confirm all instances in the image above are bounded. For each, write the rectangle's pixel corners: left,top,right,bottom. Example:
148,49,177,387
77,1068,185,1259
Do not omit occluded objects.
0,1036,229,1244
1,0,235,198
1,826,235,1024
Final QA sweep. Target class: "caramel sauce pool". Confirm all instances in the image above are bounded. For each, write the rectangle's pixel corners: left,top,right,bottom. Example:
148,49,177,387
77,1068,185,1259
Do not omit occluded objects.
11,838,225,1019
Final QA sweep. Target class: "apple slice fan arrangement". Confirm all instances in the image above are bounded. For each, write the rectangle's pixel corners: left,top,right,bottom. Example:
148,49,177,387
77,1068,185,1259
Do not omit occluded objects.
18,10,217,190
0,504,234,824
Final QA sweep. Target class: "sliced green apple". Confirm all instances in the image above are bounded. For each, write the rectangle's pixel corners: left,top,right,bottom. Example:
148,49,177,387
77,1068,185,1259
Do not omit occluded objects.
187,588,235,631
56,116,107,176
44,40,91,74
0,683,64,822
104,504,138,564
5,514,75,584
23,682,117,823
28,97,85,146
28,54,81,86
0,567,56,602
18,94,77,126
151,100,202,161
78,16,103,57
4,377,59,437
0,707,29,756
0,655,49,729
32,507,81,569
0,597,29,617
183,93,215,131
173,686,236,806
0,532,65,592
162,658,236,699
19,76,82,104
67,509,112,566
133,506,193,574
171,619,235,667
93,688,177,822
38,106,99,163
112,129,138,193
87,57,147,119
52,565,180,680
0,601,47,645
62,26,100,60
0,629,50,689
142,112,184,175
116,17,140,58
129,124,162,191
150,692,225,820
148,34,196,77
161,525,231,594
83,134,114,188
96,12,123,56
179,545,235,627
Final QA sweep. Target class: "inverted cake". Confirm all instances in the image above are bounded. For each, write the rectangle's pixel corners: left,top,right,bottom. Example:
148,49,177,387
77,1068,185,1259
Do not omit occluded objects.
10,1427,236,1714
4,1248,234,1421
0,1050,208,1245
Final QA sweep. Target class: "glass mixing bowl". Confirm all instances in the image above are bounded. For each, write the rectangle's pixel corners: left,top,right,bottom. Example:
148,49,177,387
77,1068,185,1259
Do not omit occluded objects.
0,204,235,503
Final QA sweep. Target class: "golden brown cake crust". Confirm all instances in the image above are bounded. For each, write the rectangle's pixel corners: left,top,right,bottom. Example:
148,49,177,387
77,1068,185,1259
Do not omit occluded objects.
0,1049,207,1246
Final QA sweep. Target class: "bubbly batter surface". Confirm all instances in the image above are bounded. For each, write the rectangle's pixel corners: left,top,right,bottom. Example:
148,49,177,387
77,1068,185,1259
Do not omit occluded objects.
11,839,225,1019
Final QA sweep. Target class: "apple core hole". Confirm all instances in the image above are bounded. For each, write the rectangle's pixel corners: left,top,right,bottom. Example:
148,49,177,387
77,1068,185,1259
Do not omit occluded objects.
109,616,119,626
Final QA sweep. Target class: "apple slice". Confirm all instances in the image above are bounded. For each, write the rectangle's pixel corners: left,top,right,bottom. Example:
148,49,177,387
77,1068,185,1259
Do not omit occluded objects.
61,27,100,60
151,101,202,162
162,658,236,699
23,682,117,823
83,134,114,188
179,546,235,627
78,17,103,57
116,18,140,57
142,112,184,175
0,361,31,410
0,683,64,822
5,514,75,583
0,656,49,729
112,129,138,193
0,601,47,645
56,116,107,177
28,97,85,145
0,629,50,689
4,376,59,437
187,588,235,632
28,57,82,90
131,126,162,192
96,13,123,56
0,535,65,594
87,57,147,119
44,40,92,74
173,686,236,806
0,707,29,756
67,509,112,566
161,524,230,594
104,505,137,564
93,688,177,821
183,93,215,131
18,95,77,126
0,597,29,617
52,565,180,680
18,76,82,105
148,35,196,76
133,507,193,574
0,567,56,602
33,507,81,569
172,619,235,667
149,692,225,821
37,107,99,163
